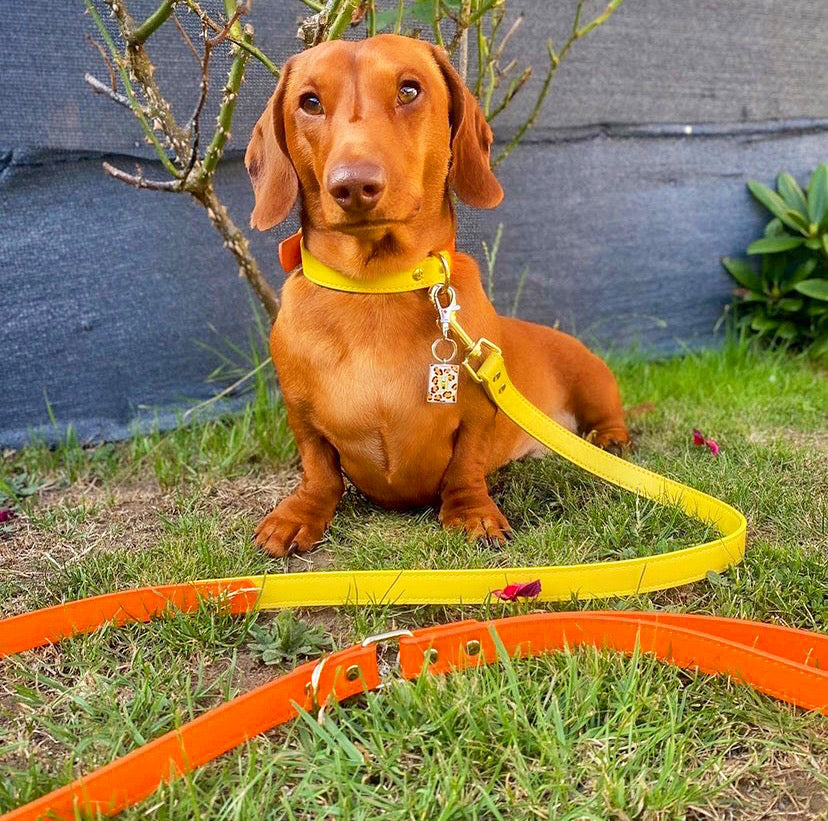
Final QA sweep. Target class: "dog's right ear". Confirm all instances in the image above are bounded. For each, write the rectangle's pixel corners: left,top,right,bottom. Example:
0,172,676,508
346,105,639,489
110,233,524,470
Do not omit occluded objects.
245,62,298,231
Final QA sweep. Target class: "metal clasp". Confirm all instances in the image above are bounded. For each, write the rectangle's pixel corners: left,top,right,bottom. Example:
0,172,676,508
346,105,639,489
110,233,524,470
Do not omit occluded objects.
429,284,460,340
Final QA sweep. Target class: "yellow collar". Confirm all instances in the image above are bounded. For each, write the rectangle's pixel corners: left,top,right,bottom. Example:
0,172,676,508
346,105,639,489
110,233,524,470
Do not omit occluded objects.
299,241,452,294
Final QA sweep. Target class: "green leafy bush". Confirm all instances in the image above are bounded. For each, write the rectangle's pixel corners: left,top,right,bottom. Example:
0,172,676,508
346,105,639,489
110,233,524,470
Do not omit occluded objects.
722,164,828,360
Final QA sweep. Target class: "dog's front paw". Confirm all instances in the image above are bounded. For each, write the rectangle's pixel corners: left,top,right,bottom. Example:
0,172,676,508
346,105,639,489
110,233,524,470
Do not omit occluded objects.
585,427,632,456
439,498,513,546
254,497,328,557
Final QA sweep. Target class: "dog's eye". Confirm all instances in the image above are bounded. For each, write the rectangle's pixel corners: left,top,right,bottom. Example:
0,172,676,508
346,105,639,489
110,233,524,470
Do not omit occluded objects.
397,82,420,105
300,93,323,115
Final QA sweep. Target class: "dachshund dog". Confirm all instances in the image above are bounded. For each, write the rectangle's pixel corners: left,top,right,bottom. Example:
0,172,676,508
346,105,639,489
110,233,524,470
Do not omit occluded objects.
245,34,629,556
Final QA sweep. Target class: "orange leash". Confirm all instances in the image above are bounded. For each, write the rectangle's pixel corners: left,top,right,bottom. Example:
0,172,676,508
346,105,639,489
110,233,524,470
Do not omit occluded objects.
2,595,826,821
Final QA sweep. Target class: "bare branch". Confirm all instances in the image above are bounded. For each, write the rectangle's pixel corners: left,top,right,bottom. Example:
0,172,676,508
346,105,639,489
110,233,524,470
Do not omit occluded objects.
185,0,279,76
85,0,183,177
84,73,131,109
184,24,211,175
84,32,117,91
206,2,249,46
102,161,185,191
195,185,280,320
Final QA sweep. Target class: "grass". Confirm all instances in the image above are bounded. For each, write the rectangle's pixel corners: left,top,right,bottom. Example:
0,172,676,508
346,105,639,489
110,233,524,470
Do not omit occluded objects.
1,339,826,819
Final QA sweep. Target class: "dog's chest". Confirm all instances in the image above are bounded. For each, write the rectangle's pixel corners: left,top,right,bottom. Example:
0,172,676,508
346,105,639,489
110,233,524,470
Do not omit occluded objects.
275,285,455,442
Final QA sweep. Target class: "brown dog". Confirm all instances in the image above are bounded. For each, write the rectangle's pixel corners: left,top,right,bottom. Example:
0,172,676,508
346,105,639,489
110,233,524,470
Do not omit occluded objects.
245,34,629,556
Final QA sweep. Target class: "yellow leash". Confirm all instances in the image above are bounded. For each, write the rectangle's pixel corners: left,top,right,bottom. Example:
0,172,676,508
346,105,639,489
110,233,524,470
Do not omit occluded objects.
209,245,746,607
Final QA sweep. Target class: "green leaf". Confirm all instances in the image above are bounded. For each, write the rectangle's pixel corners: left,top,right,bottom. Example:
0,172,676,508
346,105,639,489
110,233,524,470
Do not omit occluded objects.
747,236,805,255
722,257,761,291
822,233,828,256
810,333,828,359
788,258,818,287
784,209,810,233
807,164,828,225
775,321,798,339
805,237,822,250
748,179,808,233
777,297,804,312
751,315,779,332
764,218,785,237
776,172,809,217
794,278,828,301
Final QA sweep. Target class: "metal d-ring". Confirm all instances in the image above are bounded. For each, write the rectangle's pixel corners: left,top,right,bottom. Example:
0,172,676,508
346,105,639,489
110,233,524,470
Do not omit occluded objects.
431,336,458,363
428,250,451,293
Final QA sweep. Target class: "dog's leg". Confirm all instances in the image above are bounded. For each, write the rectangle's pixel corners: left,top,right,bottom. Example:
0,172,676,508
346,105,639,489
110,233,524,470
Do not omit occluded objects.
255,418,344,557
438,418,512,545
572,358,631,456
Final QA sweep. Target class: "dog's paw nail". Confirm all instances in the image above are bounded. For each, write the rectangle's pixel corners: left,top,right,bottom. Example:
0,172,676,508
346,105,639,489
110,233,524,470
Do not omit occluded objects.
502,529,514,542
286,542,301,557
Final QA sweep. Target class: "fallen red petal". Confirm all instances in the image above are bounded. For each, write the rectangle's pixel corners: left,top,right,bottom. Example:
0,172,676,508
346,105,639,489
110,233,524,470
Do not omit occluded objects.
0,509,15,523
692,429,705,446
705,437,720,456
493,584,521,602
493,580,542,601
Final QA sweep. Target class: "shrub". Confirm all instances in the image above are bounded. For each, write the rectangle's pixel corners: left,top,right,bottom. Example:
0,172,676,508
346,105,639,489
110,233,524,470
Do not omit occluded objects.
722,164,828,360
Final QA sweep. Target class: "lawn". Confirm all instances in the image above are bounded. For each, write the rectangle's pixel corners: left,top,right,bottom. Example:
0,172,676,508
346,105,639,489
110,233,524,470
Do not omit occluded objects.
1,341,826,820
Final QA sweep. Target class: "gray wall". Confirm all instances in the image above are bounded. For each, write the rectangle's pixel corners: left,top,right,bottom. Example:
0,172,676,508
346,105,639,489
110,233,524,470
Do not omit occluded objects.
2,1,826,447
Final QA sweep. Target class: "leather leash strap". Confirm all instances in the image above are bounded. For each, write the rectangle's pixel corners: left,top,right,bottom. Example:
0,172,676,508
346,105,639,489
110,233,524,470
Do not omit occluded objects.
3,611,826,821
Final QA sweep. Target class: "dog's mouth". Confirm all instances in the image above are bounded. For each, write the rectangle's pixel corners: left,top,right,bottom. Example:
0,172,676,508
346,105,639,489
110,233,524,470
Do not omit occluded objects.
327,217,408,236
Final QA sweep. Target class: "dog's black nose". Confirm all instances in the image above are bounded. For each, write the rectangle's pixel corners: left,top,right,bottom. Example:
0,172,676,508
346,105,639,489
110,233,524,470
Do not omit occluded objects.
327,163,386,213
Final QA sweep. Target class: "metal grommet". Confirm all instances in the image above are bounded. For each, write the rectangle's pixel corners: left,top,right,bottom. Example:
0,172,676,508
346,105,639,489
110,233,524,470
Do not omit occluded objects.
493,372,501,382
424,648,439,664
465,640,481,656
412,268,424,281
345,665,361,681
498,385,506,393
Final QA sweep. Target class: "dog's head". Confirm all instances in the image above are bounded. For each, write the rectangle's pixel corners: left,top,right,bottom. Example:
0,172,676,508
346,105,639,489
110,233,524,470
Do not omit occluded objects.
245,34,503,235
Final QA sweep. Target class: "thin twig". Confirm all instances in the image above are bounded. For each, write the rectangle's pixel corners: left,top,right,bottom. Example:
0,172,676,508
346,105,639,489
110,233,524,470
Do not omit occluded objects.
185,0,280,76
84,73,131,108
207,2,249,46
492,0,623,165
102,161,184,191
185,24,211,176
487,66,531,121
84,32,116,91
173,10,201,63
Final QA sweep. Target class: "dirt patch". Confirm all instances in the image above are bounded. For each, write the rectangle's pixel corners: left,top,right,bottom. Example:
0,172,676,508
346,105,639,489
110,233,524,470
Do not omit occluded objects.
0,470,302,617
688,753,828,820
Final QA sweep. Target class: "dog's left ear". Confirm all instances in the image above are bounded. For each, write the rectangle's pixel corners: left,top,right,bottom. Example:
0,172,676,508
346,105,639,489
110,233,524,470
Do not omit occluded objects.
430,45,503,209
245,61,298,231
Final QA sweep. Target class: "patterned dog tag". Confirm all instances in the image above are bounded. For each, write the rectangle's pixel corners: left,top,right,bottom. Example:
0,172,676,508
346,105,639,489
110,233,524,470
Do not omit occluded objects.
427,362,460,404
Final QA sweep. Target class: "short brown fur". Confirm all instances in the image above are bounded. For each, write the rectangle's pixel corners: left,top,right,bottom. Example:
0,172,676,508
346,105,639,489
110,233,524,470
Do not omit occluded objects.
246,34,629,555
